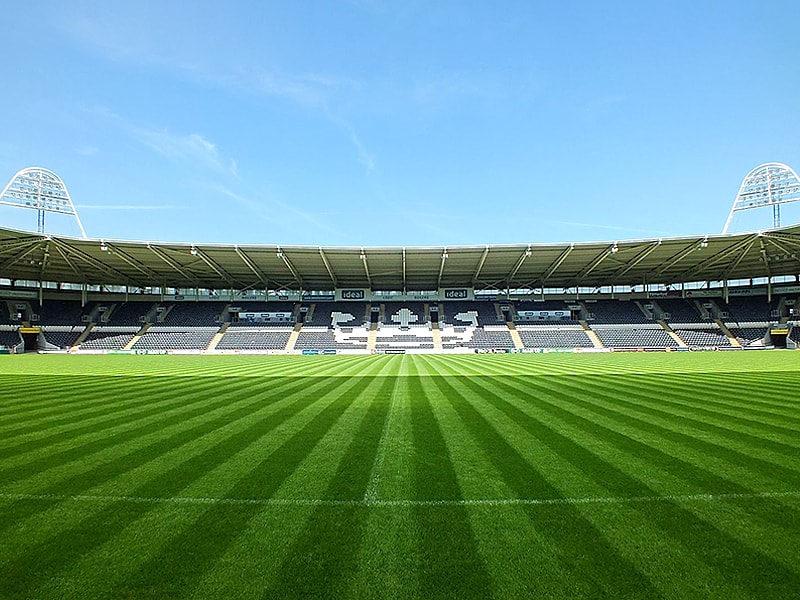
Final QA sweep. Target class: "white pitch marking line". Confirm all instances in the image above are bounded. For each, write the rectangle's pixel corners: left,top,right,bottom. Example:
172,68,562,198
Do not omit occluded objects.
363,375,402,502
1,490,798,508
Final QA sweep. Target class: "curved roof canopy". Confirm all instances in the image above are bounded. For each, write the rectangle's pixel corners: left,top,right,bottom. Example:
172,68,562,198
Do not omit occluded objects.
2,225,800,292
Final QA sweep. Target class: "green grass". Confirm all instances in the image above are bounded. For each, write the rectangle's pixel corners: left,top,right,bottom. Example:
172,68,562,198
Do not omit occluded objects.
1,351,799,599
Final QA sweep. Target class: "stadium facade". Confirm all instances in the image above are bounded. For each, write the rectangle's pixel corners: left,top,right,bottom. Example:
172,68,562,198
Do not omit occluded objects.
2,166,800,354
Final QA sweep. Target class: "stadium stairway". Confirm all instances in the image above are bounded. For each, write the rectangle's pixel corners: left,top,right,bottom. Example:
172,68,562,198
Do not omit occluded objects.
579,320,604,348
73,323,94,348
206,323,229,350
505,321,524,350
716,319,742,347
286,323,303,351
123,323,151,350
658,320,688,348
367,322,378,351
431,321,443,351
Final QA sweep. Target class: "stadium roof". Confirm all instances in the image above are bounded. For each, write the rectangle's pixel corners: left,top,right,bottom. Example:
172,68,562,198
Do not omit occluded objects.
2,225,800,292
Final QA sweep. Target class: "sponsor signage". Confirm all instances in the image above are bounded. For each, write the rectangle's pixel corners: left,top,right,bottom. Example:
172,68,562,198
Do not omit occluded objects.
516,310,572,322
239,312,293,323
302,292,335,301
444,289,469,299
339,289,366,300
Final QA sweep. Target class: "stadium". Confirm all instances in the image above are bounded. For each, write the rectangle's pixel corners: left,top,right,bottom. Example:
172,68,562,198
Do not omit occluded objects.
1,163,800,598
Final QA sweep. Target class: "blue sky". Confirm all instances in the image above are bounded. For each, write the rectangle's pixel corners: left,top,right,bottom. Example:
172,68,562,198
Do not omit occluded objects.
1,1,800,246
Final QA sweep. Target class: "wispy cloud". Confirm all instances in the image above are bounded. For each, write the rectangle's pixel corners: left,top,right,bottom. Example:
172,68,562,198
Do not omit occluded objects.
204,183,340,236
133,128,238,177
75,204,182,211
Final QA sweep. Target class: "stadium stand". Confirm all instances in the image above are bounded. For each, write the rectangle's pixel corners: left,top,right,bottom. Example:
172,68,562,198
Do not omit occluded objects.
0,329,21,349
673,327,732,348
103,302,154,325
593,326,679,349
442,301,505,326
304,303,366,328
728,326,768,347
33,300,85,325
79,329,137,350
516,325,594,349
654,299,705,323
582,299,651,324
159,302,226,326
216,329,293,350
132,328,218,350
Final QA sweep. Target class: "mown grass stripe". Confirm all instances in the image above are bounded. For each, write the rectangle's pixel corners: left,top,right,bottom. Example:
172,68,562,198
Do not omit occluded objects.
549,374,800,468
0,375,293,479
407,376,494,599
0,375,250,453
453,374,800,598
265,375,397,598
0,374,342,544
502,373,800,487
580,373,800,444
1,375,364,599
488,373,800,538
418,370,661,599
107,376,372,600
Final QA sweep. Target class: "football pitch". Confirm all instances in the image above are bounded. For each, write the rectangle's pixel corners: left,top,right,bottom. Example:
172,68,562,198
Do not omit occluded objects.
1,352,799,599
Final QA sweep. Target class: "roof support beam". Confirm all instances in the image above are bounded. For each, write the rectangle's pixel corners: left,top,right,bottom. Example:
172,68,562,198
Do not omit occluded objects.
542,244,573,283
650,241,700,280
673,235,757,282
574,244,616,285
235,246,270,287
402,247,406,294
437,248,448,290
505,246,531,287
318,247,337,287
360,248,372,289
611,240,661,281
103,243,161,281
50,238,132,284
194,248,237,287
472,246,490,286
276,247,302,287
0,238,44,272
147,244,198,286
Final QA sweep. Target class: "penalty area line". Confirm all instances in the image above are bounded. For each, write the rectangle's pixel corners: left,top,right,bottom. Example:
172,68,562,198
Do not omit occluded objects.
1,490,798,508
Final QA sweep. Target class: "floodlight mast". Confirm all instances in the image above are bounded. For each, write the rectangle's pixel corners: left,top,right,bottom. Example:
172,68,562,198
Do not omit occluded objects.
0,167,87,238
723,162,800,233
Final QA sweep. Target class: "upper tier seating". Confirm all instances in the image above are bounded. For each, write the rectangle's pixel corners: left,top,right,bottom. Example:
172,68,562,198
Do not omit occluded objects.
304,303,366,328
160,302,227,326
382,303,427,326
34,300,86,325
583,300,650,324
104,302,153,325
655,299,705,323
442,302,505,326
721,297,775,324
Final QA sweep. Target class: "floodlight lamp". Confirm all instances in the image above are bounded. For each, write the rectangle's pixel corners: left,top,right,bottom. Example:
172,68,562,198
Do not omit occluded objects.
610,243,619,254
100,241,108,252
360,253,367,261
525,246,532,257
442,252,449,259
699,236,709,249
190,246,198,256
